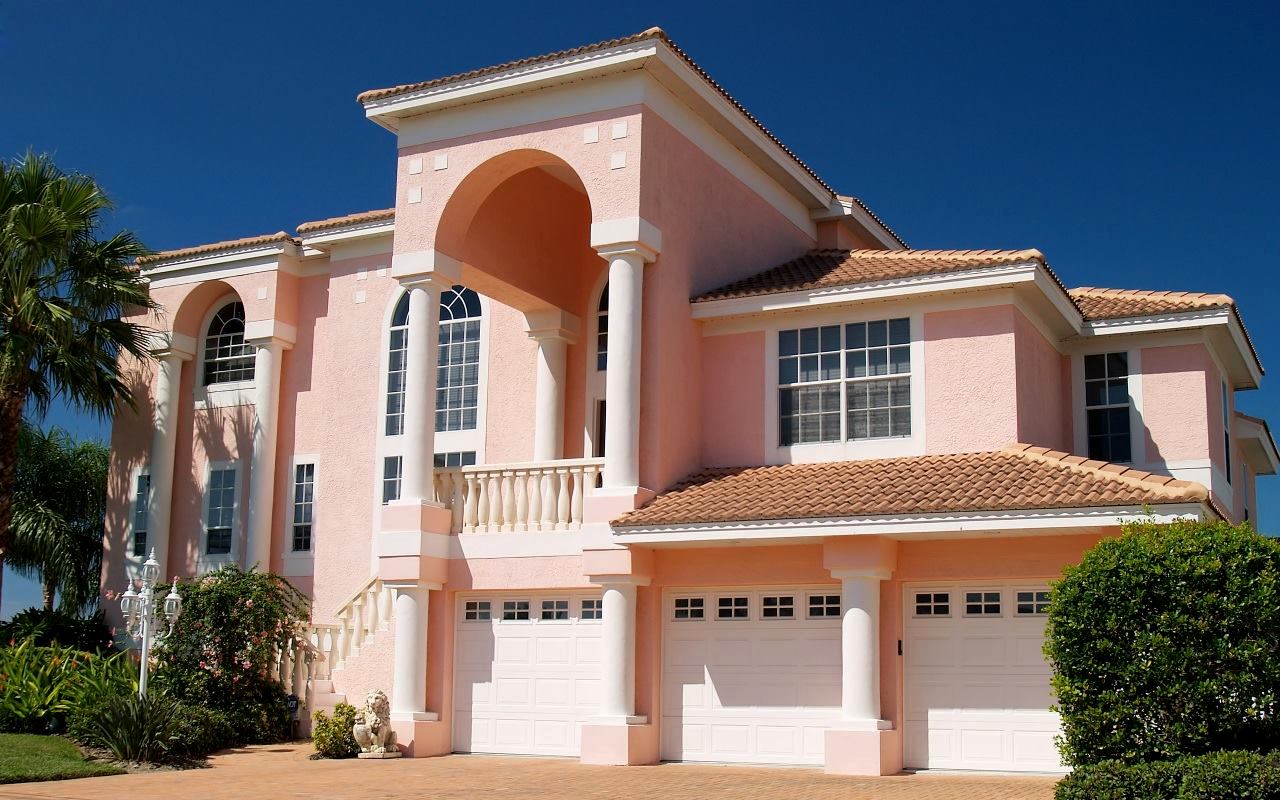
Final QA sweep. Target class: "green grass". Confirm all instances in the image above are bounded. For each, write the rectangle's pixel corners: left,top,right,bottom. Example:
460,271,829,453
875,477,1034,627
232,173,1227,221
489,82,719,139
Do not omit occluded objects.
0,733,124,784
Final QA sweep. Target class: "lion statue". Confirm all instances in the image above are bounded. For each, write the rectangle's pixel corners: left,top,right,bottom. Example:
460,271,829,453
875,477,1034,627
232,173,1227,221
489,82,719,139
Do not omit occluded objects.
352,690,397,754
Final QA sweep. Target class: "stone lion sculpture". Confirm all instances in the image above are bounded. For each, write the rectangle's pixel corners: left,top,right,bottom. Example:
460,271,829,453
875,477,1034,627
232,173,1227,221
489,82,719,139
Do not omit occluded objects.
352,690,398,755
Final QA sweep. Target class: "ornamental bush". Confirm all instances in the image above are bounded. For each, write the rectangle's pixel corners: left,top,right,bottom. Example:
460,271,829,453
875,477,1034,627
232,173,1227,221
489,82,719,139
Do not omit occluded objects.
311,703,359,759
0,639,134,733
1055,750,1280,800
0,608,112,652
151,566,309,744
1045,519,1280,766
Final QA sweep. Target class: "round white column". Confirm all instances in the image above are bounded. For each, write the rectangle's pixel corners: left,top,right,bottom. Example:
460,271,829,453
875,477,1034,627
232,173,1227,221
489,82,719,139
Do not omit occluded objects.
145,350,190,577
531,333,568,462
599,581,638,719
246,338,285,570
400,280,442,504
390,585,431,718
601,252,645,491
839,572,884,722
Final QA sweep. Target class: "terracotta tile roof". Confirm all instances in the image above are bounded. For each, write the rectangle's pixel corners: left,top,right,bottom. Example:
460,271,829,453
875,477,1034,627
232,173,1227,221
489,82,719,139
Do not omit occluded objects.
136,231,296,265
356,27,906,247
1069,287,1235,320
613,444,1209,527
296,208,395,235
693,248,1049,303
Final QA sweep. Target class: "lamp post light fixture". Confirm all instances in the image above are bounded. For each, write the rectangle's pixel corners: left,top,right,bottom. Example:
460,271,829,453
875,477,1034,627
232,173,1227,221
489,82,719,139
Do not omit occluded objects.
120,548,182,699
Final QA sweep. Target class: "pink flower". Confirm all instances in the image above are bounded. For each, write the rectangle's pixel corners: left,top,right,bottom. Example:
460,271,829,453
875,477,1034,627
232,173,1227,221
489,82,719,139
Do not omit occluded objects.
245,599,254,608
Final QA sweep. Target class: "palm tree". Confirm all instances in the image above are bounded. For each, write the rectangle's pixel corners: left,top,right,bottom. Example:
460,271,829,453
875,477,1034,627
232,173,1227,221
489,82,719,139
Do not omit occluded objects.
0,152,156,601
10,422,109,612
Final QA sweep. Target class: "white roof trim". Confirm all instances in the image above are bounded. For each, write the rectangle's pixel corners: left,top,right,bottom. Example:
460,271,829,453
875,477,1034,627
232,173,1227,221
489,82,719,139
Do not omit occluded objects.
1080,307,1263,388
298,219,396,248
1235,413,1279,475
610,503,1209,543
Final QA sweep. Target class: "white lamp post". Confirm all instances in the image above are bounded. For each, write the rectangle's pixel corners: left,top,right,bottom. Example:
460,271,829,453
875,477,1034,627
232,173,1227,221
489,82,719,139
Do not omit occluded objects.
120,548,183,699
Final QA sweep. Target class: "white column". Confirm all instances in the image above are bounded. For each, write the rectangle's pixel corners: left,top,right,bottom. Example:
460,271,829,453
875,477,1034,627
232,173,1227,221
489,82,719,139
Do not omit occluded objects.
838,571,888,724
530,333,569,462
597,579,645,721
389,584,438,720
246,337,286,570
145,349,191,578
600,251,646,491
400,279,443,505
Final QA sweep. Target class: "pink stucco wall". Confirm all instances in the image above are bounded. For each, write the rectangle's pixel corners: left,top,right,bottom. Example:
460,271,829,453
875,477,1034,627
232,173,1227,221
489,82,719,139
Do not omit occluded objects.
1013,309,1071,450
923,305,1019,453
700,331,766,467
1142,344,1213,465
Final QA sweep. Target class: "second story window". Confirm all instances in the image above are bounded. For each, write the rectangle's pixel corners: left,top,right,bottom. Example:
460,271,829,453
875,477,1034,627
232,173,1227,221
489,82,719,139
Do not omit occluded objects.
596,283,609,371
382,456,402,505
433,451,477,468
437,286,482,433
291,463,315,553
1222,382,1232,484
203,302,255,386
205,466,237,556
131,472,150,558
778,318,911,446
1084,353,1131,463
385,295,410,436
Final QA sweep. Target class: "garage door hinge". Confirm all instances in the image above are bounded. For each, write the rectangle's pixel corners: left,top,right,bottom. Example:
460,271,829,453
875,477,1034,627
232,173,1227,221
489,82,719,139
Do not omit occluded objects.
897,639,902,656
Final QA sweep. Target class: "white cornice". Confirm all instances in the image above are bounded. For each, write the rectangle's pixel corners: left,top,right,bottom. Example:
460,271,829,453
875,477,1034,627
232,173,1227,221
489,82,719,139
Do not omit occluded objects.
297,220,395,248
1235,413,1279,475
610,503,1208,543
1079,307,1262,388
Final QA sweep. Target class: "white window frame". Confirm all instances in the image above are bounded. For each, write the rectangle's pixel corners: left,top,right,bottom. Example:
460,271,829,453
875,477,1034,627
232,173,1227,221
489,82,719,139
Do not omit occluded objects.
1013,587,1052,616
672,596,706,622
1222,381,1232,485
759,594,796,620
962,589,1003,617
280,455,317,577
463,599,492,621
127,466,151,563
912,590,952,618
500,599,532,622
580,598,603,621
198,460,241,572
764,309,925,464
1072,346,1144,465
583,273,609,459
806,592,842,619
195,294,256,410
540,598,571,621
715,595,751,621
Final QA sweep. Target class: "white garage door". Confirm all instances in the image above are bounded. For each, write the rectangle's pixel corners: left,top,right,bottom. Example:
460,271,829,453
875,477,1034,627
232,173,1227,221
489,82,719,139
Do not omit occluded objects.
453,591,601,756
903,583,1064,772
662,587,841,765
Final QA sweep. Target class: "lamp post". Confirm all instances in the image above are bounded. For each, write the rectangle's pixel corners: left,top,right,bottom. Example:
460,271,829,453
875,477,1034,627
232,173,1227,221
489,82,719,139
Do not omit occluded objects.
120,549,182,699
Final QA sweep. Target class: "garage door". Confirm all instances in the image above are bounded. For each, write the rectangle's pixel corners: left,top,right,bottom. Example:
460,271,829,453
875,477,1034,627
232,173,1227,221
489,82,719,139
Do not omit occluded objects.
662,587,841,765
903,583,1063,772
453,591,601,756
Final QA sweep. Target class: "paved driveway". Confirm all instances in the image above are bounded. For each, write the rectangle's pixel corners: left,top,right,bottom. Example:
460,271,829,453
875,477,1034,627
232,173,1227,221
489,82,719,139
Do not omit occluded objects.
0,743,1059,800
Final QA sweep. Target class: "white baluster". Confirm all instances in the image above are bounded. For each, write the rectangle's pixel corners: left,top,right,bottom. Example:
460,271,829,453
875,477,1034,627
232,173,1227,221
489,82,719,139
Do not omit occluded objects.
350,599,365,652
292,642,306,698
476,474,490,532
463,473,479,534
541,471,557,531
450,472,465,533
528,470,543,531
378,583,392,630
487,474,502,533
570,466,586,528
500,470,516,532
514,471,529,531
556,468,571,530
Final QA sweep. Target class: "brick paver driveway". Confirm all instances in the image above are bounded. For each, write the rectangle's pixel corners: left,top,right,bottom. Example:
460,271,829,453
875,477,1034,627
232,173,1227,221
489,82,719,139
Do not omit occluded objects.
0,743,1059,800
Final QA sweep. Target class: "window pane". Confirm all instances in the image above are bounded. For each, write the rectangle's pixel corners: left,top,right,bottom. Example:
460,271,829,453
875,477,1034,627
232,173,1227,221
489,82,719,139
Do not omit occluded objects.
779,358,798,385
779,329,798,357
820,325,841,351
799,327,819,353
845,323,866,350
1084,353,1106,380
1106,352,1128,376
888,318,910,345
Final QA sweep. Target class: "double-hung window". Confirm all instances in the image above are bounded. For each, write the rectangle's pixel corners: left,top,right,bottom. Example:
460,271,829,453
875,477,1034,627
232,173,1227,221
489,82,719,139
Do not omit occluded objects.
778,318,911,446
1084,353,1131,462
436,287,482,433
292,463,315,553
1222,382,1232,484
206,467,237,556
382,456,402,505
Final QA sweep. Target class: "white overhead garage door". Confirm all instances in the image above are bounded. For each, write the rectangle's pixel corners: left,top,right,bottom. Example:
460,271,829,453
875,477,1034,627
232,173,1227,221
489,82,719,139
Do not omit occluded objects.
453,591,602,757
662,586,842,765
903,582,1064,772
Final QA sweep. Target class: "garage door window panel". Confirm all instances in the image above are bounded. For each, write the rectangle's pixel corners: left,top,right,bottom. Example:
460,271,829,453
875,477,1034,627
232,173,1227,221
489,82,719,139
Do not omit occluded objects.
674,597,705,620
541,599,569,621
761,595,795,619
502,600,531,621
581,599,602,620
464,600,491,621
914,592,951,617
717,596,750,620
1016,590,1051,616
964,591,1002,616
808,594,841,618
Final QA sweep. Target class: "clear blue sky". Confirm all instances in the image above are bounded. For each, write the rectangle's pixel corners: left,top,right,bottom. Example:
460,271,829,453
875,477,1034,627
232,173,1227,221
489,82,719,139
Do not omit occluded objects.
2,1,1277,615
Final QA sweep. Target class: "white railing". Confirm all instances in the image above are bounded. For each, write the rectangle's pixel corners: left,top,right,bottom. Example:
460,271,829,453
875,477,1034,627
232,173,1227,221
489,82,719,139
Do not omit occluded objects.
302,576,395,682
434,458,604,534
270,633,321,714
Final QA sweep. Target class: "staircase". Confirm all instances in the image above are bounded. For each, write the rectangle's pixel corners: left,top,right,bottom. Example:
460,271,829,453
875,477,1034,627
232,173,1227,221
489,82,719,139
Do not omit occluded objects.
280,576,397,735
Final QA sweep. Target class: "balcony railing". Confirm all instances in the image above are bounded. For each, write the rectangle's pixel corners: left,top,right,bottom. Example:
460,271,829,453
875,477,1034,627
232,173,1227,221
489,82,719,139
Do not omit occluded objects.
433,457,604,534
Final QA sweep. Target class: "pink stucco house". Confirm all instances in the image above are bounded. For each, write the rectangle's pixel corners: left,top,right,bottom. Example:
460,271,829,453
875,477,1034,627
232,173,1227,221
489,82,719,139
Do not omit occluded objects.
102,28,1277,775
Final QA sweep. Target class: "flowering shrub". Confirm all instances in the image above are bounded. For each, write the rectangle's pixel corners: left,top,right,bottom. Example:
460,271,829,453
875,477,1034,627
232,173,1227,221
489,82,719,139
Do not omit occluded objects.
152,566,309,743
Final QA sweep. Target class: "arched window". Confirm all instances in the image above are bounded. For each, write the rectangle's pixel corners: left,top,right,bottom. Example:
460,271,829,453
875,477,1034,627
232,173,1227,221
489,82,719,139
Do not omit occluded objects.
596,283,608,371
203,302,255,386
436,286,482,432
384,286,483,436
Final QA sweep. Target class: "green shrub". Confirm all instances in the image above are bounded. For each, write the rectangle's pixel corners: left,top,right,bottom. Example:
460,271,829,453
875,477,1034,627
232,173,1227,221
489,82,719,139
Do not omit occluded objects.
1046,519,1280,766
0,639,134,733
311,703,358,759
151,566,309,745
0,609,112,653
168,703,235,758
73,693,179,763
1055,751,1280,800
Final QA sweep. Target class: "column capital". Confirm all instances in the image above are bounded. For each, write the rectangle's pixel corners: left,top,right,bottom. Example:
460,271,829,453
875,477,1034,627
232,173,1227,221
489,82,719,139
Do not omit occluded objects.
586,574,651,587
590,217,662,263
147,331,197,361
524,308,581,344
831,567,893,581
244,319,297,348
391,249,464,284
